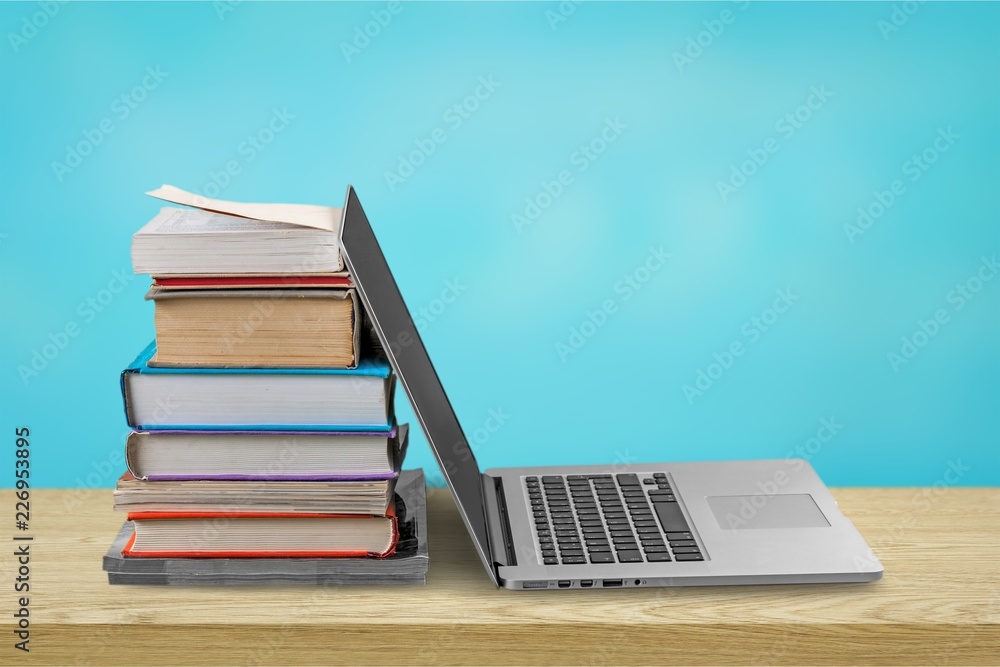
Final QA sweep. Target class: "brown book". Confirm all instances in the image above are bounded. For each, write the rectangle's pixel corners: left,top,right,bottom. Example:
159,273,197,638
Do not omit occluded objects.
147,287,361,368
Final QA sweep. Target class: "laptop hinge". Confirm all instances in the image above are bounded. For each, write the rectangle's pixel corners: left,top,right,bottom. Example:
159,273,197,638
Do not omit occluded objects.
482,473,516,567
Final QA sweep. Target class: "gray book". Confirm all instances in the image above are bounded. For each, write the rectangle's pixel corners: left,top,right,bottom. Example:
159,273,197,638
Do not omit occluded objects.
103,469,428,586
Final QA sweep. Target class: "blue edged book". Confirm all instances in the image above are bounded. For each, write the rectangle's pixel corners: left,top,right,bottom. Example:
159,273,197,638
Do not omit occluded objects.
121,342,394,431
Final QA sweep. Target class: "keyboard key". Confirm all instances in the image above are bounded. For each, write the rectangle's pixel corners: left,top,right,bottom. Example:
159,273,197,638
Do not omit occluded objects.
587,544,612,553
613,536,639,545
582,526,606,534
636,526,660,534
669,540,697,548
646,552,672,562
643,545,669,553
616,550,643,563
590,552,615,563
665,531,693,541
654,503,691,533
643,478,656,485
672,546,701,554
633,520,658,528
606,518,629,526
541,476,564,484
560,549,585,558
653,472,667,479
544,557,558,565
675,553,704,561
567,474,587,480
562,556,587,564
542,549,556,558
616,473,641,487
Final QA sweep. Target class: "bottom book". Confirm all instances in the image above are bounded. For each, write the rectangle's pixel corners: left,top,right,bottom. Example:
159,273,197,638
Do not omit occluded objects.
103,469,428,586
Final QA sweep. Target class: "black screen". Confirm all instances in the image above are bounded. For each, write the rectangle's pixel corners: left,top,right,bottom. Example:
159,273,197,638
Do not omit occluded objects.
339,187,497,585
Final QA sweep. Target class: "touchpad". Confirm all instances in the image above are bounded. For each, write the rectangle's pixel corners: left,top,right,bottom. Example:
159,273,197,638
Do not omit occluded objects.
707,494,831,530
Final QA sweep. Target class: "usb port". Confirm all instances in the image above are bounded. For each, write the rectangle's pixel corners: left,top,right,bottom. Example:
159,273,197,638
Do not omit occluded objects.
602,579,623,587
580,580,593,588
557,580,571,588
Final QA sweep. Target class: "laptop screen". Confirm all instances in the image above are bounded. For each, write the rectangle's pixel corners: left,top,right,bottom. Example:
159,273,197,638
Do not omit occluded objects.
339,186,498,586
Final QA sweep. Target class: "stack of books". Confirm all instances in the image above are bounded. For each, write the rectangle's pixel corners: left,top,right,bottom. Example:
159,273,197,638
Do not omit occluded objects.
103,186,428,586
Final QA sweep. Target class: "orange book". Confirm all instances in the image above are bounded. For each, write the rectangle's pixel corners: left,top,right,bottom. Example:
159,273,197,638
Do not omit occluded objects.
122,505,397,558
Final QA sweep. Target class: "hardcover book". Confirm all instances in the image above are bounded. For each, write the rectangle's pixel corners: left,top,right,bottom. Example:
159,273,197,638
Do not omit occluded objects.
133,184,345,276
147,287,362,369
122,503,398,558
120,342,394,431
124,424,406,481
103,470,429,586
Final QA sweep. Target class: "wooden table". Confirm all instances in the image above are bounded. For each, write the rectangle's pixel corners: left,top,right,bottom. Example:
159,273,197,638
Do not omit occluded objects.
3,488,998,666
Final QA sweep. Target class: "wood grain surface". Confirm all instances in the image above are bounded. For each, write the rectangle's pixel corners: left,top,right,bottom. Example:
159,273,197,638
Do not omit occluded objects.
2,488,997,666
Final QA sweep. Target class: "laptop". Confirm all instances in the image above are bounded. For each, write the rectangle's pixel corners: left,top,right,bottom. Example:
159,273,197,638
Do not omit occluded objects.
340,186,883,590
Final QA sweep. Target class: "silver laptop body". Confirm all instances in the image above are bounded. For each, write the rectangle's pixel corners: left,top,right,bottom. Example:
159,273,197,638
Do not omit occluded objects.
340,186,883,590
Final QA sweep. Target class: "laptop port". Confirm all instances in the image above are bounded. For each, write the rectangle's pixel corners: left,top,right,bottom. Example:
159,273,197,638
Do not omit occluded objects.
557,580,571,588
580,580,593,588
602,579,623,587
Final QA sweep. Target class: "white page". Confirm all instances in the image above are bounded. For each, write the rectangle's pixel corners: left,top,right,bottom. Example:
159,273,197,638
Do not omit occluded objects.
146,184,342,233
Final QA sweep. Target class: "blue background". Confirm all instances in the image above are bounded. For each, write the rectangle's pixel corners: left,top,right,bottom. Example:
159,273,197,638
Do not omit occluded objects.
1,1,998,489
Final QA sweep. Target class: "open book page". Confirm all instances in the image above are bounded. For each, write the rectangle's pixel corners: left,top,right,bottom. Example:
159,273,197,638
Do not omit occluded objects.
146,184,342,233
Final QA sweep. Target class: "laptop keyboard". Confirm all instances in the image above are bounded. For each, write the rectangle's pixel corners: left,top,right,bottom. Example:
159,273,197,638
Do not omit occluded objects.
526,473,705,565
